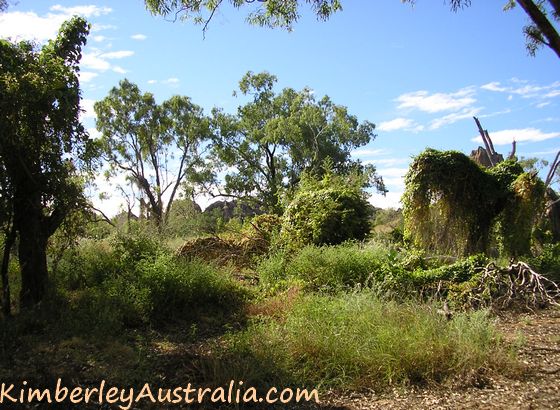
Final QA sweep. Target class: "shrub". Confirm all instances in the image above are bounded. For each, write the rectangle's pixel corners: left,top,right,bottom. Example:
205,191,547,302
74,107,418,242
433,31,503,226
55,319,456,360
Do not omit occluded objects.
528,243,560,283
281,172,372,246
54,239,118,289
136,253,247,321
412,254,488,285
258,242,396,291
54,233,247,328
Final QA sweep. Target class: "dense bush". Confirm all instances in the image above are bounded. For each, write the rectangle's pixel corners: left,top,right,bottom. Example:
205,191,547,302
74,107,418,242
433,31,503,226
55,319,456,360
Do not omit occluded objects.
54,233,247,329
403,150,544,258
412,254,488,285
281,172,372,246
257,243,386,290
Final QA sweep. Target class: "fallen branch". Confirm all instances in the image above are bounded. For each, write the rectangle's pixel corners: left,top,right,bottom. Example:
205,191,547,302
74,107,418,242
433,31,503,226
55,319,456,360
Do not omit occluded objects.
466,261,560,311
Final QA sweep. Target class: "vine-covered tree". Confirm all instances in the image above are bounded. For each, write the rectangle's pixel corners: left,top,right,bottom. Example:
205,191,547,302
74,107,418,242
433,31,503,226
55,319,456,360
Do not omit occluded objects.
145,0,560,59
402,149,545,257
95,80,212,228
210,71,384,213
0,17,96,306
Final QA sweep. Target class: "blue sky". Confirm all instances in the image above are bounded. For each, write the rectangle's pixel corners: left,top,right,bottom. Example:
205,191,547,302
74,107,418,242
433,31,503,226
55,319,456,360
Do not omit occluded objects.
1,0,559,212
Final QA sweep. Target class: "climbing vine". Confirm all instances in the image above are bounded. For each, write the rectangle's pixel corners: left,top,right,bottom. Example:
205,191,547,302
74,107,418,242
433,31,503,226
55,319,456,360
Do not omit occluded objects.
403,149,545,257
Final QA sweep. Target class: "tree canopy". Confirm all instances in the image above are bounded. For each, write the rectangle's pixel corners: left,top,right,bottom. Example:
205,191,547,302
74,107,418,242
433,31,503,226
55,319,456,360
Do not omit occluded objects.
209,71,384,214
145,0,560,59
0,16,95,306
95,79,212,227
145,0,342,31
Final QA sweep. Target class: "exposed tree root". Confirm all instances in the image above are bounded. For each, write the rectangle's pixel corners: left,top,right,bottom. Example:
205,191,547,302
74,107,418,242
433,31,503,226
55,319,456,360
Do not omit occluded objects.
467,261,560,310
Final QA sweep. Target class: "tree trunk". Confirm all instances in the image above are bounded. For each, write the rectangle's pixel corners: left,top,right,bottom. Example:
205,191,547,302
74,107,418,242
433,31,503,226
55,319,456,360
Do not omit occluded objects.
1,223,16,317
17,208,48,308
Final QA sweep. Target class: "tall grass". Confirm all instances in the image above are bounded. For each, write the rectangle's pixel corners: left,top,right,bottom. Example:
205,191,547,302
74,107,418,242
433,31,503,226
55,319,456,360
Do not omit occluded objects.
205,291,517,390
258,242,398,291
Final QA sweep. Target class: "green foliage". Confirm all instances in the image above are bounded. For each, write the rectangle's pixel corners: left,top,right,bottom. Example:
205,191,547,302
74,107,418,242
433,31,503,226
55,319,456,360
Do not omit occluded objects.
95,80,212,227
54,233,247,328
403,150,544,257
242,213,282,243
528,243,560,283
211,71,383,213
0,16,97,306
163,198,203,238
413,254,488,285
145,0,342,31
210,291,515,389
281,171,373,246
495,172,545,256
258,241,403,292
403,149,501,256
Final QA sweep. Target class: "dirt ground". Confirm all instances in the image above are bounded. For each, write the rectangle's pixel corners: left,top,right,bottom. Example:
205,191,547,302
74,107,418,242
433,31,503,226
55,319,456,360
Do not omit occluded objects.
320,308,560,410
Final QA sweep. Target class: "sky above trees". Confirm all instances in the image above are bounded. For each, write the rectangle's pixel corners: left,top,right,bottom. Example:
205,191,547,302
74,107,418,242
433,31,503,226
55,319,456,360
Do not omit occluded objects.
1,1,558,210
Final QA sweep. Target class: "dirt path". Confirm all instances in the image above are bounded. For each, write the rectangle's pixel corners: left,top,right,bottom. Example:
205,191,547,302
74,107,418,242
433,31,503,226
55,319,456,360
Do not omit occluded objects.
320,309,560,410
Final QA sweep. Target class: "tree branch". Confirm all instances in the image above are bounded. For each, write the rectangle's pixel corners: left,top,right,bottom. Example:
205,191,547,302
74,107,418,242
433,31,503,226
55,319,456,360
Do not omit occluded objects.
517,0,560,59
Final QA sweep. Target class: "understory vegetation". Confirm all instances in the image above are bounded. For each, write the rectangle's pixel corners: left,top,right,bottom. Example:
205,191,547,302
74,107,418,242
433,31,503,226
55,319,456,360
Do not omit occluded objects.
2,205,555,392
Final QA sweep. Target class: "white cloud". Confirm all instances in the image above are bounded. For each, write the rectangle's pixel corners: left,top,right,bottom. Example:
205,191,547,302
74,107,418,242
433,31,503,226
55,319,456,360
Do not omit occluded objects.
481,82,508,92
131,34,147,40
377,118,417,132
369,192,402,209
112,66,127,74
363,158,409,167
351,148,389,157
147,80,158,84
378,167,408,179
49,5,112,17
92,35,107,43
102,50,135,59
395,87,476,113
544,90,560,98
164,77,180,84
472,128,560,145
81,50,133,73
78,71,99,83
0,6,112,43
481,79,560,100
536,101,551,109
82,52,112,71
429,107,481,130
91,23,117,32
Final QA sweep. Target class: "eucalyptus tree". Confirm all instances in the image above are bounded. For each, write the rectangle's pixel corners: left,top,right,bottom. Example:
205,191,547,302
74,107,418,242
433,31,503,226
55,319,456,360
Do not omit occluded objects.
145,0,560,60
0,17,96,306
210,71,384,214
95,80,212,228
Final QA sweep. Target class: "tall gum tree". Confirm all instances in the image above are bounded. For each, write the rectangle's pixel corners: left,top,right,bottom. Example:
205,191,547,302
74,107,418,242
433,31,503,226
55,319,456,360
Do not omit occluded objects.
95,80,212,228
0,17,96,307
210,71,384,214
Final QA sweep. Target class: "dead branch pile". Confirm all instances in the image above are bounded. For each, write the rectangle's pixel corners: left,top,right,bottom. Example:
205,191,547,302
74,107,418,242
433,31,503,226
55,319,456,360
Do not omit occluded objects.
466,261,560,310
176,235,268,268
